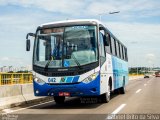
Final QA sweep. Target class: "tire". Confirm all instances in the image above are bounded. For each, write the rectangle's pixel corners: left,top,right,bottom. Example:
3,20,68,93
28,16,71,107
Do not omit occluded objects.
119,86,125,94
119,80,126,94
54,96,65,104
101,83,111,103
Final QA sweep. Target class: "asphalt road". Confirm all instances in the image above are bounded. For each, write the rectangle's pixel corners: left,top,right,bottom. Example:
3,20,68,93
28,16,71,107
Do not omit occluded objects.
1,77,160,120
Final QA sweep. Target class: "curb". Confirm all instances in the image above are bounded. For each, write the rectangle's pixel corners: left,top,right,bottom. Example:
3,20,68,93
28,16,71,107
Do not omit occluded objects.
0,96,53,111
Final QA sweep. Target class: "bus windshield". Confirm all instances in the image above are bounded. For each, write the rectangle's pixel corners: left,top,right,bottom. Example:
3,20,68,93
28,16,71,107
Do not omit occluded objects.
33,25,98,68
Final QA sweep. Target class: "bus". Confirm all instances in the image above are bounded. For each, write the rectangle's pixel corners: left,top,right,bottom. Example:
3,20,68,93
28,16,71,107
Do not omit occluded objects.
26,19,128,104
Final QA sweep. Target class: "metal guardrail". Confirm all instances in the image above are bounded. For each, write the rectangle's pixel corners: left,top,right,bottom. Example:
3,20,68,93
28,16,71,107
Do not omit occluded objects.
0,73,33,85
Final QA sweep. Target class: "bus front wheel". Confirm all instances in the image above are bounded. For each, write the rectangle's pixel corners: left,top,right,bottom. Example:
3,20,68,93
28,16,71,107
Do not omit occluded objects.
54,96,65,104
101,84,111,103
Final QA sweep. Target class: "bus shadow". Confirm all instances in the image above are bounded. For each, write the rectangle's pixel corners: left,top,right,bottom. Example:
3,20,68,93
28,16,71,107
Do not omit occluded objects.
34,92,121,110
38,97,102,109
110,90,122,99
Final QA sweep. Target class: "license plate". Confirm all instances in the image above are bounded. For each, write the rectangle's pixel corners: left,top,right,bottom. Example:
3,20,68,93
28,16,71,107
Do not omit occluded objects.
59,92,70,96
59,92,64,96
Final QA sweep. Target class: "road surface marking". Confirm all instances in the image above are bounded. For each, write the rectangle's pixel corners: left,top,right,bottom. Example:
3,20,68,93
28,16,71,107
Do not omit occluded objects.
2,100,54,115
2,109,13,113
106,104,126,119
147,77,154,83
135,89,142,93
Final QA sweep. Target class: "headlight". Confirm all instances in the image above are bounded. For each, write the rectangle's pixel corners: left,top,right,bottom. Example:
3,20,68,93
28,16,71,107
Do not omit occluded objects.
82,72,99,84
34,77,45,85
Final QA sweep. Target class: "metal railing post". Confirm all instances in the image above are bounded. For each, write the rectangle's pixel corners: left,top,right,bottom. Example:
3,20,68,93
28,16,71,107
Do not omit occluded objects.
11,73,13,84
0,73,1,85
21,74,24,84
0,73,33,85
29,74,32,83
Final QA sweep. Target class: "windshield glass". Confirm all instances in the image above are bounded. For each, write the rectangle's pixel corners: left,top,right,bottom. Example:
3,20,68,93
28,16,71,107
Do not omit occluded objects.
34,25,98,68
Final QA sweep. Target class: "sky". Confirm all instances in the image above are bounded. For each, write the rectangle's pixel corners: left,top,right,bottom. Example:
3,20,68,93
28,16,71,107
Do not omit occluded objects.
0,0,160,69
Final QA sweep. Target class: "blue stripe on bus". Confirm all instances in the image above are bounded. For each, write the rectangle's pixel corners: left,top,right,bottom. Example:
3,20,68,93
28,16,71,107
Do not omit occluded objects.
66,77,73,83
72,76,79,83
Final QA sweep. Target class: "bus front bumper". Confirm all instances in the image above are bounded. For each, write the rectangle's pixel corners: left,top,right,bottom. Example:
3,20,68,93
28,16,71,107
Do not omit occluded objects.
33,76,100,97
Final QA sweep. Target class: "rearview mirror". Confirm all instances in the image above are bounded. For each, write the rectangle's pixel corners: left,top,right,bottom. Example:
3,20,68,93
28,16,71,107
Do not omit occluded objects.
26,39,30,51
26,33,35,51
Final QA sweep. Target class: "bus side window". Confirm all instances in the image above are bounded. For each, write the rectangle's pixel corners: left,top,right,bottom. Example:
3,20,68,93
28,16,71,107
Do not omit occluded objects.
118,42,122,59
123,47,126,60
99,32,106,65
125,47,128,61
99,32,105,57
105,33,112,54
115,40,120,58
121,45,125,60
123,47,128,61
111,37,116,56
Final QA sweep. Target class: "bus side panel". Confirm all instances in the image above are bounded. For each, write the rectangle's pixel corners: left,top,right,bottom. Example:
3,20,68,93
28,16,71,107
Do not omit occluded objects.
112,56,128,90
100,53,114,94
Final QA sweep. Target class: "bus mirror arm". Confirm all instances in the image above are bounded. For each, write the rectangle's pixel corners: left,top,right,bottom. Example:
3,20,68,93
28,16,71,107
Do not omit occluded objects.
26,33,35,51
26,33,35,39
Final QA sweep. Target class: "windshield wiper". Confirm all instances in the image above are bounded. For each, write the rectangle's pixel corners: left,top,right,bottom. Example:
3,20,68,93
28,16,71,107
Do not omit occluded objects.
44,55,82,70
44,59,52,71
71,54,82,70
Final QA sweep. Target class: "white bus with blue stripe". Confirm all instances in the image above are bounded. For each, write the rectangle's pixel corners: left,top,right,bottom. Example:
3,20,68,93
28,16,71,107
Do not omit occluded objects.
26,19,128,103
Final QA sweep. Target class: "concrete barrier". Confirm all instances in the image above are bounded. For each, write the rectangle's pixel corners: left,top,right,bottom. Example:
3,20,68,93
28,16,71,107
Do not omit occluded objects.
0,84,51,110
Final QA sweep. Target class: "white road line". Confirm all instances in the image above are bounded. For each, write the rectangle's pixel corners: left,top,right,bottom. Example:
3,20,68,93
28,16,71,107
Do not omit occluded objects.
135,89,142,93
2,100,54,115
2,109,13,113
106,104,126,119
146,77,154,83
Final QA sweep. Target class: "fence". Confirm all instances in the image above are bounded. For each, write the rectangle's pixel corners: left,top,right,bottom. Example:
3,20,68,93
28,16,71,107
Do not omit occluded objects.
0,73,33,85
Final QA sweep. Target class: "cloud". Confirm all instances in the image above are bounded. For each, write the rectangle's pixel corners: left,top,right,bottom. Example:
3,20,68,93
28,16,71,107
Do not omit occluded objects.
86,0,160,18
1,57,9,61
0,57,25,67
86,2,118,15
145,53,156,65
105,22,160,44
0,0,160,18
0,0,85,15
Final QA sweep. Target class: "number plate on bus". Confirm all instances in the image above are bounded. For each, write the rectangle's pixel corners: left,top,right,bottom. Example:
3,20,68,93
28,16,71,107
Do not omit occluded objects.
59,92,70,96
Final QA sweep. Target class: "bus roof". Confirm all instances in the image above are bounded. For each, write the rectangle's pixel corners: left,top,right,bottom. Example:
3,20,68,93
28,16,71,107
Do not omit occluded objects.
40,19,103,27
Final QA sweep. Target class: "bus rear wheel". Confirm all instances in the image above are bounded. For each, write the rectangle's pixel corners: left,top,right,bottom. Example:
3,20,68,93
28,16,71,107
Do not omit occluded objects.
54,96,65,104
119,80,126,94
119,86,125,94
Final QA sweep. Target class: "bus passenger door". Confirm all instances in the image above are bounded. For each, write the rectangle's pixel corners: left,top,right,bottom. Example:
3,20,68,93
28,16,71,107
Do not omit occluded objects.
99,28,113,94
99,29,107,94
